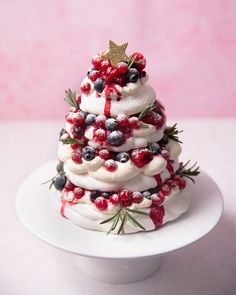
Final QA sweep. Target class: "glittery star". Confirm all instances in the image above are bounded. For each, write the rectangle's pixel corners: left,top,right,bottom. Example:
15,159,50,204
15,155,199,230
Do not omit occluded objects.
102,40,129,66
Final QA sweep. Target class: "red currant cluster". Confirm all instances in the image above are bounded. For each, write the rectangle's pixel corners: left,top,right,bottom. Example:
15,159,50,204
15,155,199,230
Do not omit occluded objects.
80,52,147,95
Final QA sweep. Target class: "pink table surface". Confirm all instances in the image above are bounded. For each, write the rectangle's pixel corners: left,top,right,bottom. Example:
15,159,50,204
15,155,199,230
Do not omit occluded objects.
0,119,236,294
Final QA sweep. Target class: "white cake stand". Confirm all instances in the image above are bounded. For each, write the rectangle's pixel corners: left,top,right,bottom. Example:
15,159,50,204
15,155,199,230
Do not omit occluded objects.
16,161,223,284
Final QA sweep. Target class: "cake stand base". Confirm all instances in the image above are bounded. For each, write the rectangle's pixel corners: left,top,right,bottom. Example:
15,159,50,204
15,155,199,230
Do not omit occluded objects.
75,255,163,284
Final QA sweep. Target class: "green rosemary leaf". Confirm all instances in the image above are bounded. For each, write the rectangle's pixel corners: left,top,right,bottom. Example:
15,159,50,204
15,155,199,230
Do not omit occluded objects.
180,161,200,183
117,211,127,235
128,55,137,69
126,208,149,216
140,122,149,128
126,212,146,230
138,105,155,119
41,176,55,185
164,123,183,144
61,136,85,146
64,89,79,109
107,213,120,235
49,181,54,190
100,211,120,225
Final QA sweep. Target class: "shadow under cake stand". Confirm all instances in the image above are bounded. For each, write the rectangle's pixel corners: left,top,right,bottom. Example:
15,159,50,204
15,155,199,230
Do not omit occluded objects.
16,161,223,284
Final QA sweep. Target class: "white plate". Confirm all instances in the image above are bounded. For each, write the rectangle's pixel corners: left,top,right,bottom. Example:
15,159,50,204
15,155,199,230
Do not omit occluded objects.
16,161,223,260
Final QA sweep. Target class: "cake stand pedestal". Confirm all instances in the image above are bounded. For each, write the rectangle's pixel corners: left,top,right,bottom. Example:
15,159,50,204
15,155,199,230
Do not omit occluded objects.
16,161,223,284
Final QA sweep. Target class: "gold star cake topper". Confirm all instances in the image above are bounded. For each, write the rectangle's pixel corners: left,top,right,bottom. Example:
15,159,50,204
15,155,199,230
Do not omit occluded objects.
102,40,129,66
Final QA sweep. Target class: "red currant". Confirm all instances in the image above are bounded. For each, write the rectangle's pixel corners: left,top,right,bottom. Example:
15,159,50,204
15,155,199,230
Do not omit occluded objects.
128,117,140,129
104,159,117,172
72,150,83,164
117,114,129,127
95,197,108,210
131,148,153,168
132,192,143,203
161,184,171,195
80,83,91,95
72,112,85,126
91,55,103,70
89,70,101,82
105,67,118,82
109,193,120,205
116,62,128,74
98,149,110,160
73,187,84,199
130,52,146,71
100,60,111,72
119,190,132,201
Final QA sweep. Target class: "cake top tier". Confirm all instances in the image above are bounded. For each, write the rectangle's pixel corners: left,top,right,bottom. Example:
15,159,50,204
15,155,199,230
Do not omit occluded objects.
79,40,155,117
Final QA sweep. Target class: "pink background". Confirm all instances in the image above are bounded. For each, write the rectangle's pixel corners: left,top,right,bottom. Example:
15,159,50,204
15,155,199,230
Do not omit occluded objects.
0,0,236,120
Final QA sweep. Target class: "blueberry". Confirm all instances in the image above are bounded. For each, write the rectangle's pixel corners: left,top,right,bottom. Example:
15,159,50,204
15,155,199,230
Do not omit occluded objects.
116,152,130,163
85,113,96,126
101,192,110,199
56,162,64,173
126,68,139,83
149,143,161,155
90,190,101,202
105,118,118,131
53,175,67,191
94,78,105,93
107,131,124,146
159,134,169,145
80,111,89,118
149,186,160,194
142,191,151,199
82,147,96,161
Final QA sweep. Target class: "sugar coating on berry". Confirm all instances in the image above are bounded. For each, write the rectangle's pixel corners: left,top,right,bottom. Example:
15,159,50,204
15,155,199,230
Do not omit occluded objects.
107,130,124,146
105,118,118,131
132,192,143,203
128,117,140,129
94,128,106,142
72,150,83,164
73,187,84,199
80,82,91,95
95,197,108,210
95,114,107,127
117,114,129,127
109,193,120,205
82,147,96,161
119,190,132,201
116,152,130,163
98,149,110,160
131,148,153,168
104,159,117,172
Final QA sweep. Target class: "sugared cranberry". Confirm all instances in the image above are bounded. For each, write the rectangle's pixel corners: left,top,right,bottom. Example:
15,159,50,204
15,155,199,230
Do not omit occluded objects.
109,193,120,205
161,150,169,160
150,194,161,206
71,125,84,139
95,197,108,210
89,70,101,82
64,181,75,191
104,159,117,172
119,190,132,201
94,128,106,142
123,199,133,207
73,187,84,199
72,112,85,126
130,52,146,71
65,112,73,124
98,149,110,160
91,56,103,70
105,67,118,82
132,192,144,203
117,114,129,127
95,114,107,128
128,117,140,129
100,60,111,72
131,148,153,168
161,184,171,195
72,150,83,164
117,62,128,74
80,83,91,95
177,178,186,190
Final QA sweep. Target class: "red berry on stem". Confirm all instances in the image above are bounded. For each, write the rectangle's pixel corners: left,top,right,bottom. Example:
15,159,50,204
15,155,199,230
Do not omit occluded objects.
131,148,153,168
117,114,129,127
105,67,118,82
81,83,91,95
128,117,140,129
104,159,117,172
89,70,101,82
95,197,108,210
100,60,111,72
109,193,120,205
117,62,128,74
72,150,83,164
91,56,103,69
73,187,84,199
132,192,144,203
119,190,132,201
98,149,110,160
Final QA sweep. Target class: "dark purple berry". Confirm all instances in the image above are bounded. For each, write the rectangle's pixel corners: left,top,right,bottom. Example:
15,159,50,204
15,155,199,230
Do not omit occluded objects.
90,190,101,202
116,152,130,163
107,131,124,146
126,68,139,83
105,118,118,131
53,175,67,191
85,113,96,126
149,143,161,155
82,147,96,161
94,78,105,93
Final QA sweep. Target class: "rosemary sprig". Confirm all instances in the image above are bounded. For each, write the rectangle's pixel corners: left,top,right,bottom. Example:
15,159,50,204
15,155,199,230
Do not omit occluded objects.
64,89,79,109
41,171,65,190
140,122,149,128
138,104,155,119
60,135,85,147
164,123,183,144
100,208,148,235
179,161,200,183
127,54,137,69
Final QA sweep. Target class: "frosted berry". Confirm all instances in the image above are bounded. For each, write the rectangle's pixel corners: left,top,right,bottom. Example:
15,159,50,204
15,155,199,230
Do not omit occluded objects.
177,178,186,190
105,67,118,82
89,70,101,82
56,162,64,173
123,199,133,207
85,113,96,126
149,143,161,155
101,192,110,199
65,112,73,124
82,147,96,161
64,181,75,191
95,114,107,128
72,112,85,126
130,52,146,71
109,193,120,205
128,117,139,129
143,191,151,199
107,130,124,146
117,114,129,127
100,60,111,72
73,187,84,199
98,149,110,160
131,148,153,168
126,68,139,83
117,62,128,74
53,175,67,191
71,150,83,164
116,152,130,163
119,190,132,201
94,78,106,93
161,184,171,195
104,159,117,171
87,66,96,76
80,82,91,95
94,128,106,142
159,134,169,145
95,197,108,210
105,118,118,131
91,55,103,70
132,192,143,203
76,95,81,105
151,194,161,206
90,190,100,202
71,126,84,138
161,150,169,160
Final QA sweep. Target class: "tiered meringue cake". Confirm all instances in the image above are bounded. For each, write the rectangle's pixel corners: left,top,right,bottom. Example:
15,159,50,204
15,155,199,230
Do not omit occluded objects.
52,41,199,234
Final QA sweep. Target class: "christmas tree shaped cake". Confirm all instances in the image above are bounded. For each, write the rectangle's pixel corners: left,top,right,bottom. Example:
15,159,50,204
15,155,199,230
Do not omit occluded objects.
51,41,199,234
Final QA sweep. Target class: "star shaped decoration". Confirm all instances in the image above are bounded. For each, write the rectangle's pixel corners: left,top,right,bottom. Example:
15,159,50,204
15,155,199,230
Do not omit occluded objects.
102,40,129,66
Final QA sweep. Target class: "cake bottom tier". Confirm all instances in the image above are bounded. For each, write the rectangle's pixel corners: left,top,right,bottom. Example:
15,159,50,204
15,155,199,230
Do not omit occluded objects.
55,177,190,234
